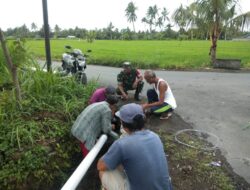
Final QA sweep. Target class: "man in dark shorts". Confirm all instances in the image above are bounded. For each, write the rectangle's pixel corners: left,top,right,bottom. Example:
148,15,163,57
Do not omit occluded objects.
143,70,177,120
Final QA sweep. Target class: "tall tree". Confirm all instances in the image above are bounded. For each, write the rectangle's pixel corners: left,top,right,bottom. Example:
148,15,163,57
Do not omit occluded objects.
161,7,169,23
107,22,114,40
17,24,30,38
31,22,37,31
54,24,61,38
172,4,189,34
147,5,159,31
231,11,250,32
156,17,164,30
141,17,149,30
185,2,199,39
125,2,138,32
142,5,159,32
156,8,169,31
196,0,237,64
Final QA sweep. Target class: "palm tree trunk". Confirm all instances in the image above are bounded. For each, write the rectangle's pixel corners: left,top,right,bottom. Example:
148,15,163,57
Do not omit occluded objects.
0,29,22,102
210,37,217,65
132,22,136,33
149,24,152,33
209,20,220,65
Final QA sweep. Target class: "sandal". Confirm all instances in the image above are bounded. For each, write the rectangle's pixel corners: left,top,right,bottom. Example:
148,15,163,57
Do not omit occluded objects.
160,112,172,120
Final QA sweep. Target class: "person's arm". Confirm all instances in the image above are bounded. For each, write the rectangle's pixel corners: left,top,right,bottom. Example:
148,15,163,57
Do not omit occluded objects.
97,141,122,171
118,83,128,99
132,69,143,89
136,69,143,81
142,81,167,110
117,72,128,99
97,158,108,171
101,110,112,134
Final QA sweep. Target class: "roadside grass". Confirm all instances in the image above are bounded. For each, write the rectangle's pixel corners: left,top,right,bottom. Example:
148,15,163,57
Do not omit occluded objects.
26,39,250,69
0,65,98,189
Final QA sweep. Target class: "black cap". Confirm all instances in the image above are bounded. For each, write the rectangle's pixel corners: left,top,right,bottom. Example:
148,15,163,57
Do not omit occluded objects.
106,85,116,95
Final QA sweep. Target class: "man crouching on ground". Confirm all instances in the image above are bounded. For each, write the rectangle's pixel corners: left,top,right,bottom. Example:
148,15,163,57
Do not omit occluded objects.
97,103,173,190
142,70,177,120
117,61,144,101
71,95,119,157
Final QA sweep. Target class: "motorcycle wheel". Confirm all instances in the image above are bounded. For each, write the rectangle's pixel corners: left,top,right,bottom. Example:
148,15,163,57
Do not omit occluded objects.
81,73,87,85
62,60,67,70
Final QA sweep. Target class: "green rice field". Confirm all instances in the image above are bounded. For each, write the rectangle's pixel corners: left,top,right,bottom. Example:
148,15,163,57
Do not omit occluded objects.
27,39,250,69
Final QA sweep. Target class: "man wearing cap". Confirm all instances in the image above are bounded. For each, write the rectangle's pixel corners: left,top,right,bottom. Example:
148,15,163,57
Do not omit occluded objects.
143,70,177,120
117,62,144,101
89,85,116,104
97,103,173,190
71,95,119,157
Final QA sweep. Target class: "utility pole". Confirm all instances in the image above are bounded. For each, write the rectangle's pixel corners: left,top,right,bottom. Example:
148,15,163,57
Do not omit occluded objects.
42,0,52,72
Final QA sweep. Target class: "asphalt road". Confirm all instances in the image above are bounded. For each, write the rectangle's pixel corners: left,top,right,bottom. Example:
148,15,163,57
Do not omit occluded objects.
84,64,250,183
43,61,250,183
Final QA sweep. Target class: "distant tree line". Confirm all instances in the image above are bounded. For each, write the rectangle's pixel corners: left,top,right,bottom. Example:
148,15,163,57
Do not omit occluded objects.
3,21,248,42
2,1,249,43
3,23,180,40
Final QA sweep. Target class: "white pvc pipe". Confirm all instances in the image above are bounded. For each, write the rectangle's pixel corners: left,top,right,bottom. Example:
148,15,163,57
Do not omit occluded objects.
61,134,108,190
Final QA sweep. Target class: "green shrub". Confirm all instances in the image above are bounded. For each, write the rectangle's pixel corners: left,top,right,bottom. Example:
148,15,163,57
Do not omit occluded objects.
0,69,97,189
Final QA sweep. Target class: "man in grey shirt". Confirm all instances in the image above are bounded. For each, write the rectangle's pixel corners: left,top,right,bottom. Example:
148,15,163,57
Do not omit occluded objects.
71,95,118,157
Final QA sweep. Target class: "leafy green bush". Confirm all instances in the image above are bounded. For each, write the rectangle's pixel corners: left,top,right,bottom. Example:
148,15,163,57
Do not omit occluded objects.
0,38,36,92
0,69,97,189
0,45,11,86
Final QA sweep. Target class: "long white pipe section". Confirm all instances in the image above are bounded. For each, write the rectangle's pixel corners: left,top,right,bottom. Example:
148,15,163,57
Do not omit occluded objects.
61,134,108,190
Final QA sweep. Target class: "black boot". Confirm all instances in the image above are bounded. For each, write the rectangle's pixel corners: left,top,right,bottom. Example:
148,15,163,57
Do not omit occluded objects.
134,90,141,101
134,81,144,101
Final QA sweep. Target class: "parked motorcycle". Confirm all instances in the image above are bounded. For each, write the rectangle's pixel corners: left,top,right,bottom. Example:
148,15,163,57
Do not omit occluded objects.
61,45,91,85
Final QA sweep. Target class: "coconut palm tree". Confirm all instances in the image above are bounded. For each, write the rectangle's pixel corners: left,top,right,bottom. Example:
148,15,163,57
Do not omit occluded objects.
231,11,250,32
142,5,159,32
31,22,37,32
156,17,163,30
125,2,137,32
156,7,169,31
54,24,61,39
141,17,150,31
196,0,238,64
184,2,200,39
107,22,114,40
161,7,169,23
172,4,189,34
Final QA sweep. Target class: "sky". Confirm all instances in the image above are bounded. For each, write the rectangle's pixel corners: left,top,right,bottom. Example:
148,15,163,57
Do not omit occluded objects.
0,0,249,32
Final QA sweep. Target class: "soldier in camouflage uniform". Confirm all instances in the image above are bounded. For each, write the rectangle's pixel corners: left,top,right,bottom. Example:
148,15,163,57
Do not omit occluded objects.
117,62,144,101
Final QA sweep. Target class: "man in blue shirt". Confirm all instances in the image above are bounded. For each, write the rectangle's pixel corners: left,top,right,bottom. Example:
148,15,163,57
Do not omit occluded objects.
97,103,172,190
